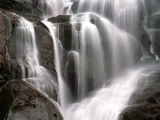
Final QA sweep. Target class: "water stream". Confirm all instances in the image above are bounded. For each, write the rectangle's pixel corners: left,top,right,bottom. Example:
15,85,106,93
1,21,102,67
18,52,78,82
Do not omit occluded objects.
13,17,58,100
41,0,146,120
10,0,160,120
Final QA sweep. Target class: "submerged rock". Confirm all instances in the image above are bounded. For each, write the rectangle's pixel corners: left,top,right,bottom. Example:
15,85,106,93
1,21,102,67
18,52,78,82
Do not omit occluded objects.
0,80,63,120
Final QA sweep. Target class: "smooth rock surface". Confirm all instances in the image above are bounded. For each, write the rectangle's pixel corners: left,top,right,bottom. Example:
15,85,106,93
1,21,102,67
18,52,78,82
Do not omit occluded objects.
0,80,63,120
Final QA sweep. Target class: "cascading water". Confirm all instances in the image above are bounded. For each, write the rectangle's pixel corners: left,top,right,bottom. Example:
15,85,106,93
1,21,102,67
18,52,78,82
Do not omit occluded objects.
65,63,160,120
38,0,64,18
68,13,140,102
19,0,160,120
14,17,58,100
70,20,107,100
42,20,70,110
65,64,159,120
72,0,139,37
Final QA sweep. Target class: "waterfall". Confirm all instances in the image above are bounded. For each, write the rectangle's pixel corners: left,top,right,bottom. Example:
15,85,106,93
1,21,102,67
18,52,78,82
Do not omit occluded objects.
70,21,106,100
26,0,160,120
14,17,58,100
72,0,139,37
42,20,69,110
65,62,160,120
38,0,64,18
68,13,140,102
41,13,141,120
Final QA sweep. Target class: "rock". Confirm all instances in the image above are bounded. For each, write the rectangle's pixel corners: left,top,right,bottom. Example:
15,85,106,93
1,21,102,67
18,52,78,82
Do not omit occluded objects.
122,71,160,120
0,50,4,68
3,12,26,80
122,91,160,120
0,79,6,89
35,22,57,81
0,12,12,68
0,11,58,82
0,0,43,18
0,12,17,81
139,28,156,62
146,13,160,29
0,80,63,120
151,30,160,59
143,0,160,16
2,60,23,80
50,19,81,51
49,15,70,23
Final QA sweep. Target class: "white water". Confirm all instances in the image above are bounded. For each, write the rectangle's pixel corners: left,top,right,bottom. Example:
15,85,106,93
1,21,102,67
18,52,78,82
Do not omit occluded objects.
65,63,160,120
38,0,64,18
38,0,143,119
75,0,139,37
15,17,58,100
69,13,140,101
21,0,160,120
71,21,106,99
42,20,69,110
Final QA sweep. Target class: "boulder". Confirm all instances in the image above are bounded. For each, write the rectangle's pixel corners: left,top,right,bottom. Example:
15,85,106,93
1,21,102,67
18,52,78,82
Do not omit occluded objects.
122,90,160,120
35,22,57,81
0,80,63,120
122,70,160,120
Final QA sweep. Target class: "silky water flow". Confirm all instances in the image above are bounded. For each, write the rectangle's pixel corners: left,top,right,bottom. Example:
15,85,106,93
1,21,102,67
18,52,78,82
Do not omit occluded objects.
9,0,160,120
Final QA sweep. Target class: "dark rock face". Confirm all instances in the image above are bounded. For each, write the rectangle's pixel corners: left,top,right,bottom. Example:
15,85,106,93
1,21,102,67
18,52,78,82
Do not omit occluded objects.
0,11,57,82
35,22,57,81
49,15,70,23
139,28,156,61
0,0,43,18
53,20,81,52
122,91,160,120
0,80,63,120
0,12,48,82
144,0,160,16
0,12,17,81
122,72,160,120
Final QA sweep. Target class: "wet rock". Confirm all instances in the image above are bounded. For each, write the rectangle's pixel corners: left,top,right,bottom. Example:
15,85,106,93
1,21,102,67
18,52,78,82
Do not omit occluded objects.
35,22,57,81
0,12,12,68
0,0,43,18
49,15,70,23
0,52,4,68
54,22,81,51
143,0,160,16
0,12,18,81
150,30,160,59
139,28,156,62
3,13,26,80
122,72,160,120
0,12,58,82
0,80,6,89
122,91,160,120
0,80,63,120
